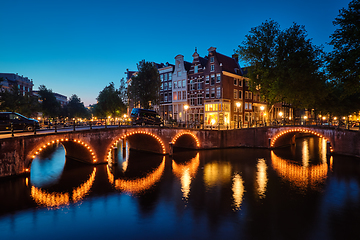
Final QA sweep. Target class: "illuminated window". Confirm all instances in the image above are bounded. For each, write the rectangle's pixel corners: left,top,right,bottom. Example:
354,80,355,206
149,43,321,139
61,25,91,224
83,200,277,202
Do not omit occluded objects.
173,92,177,100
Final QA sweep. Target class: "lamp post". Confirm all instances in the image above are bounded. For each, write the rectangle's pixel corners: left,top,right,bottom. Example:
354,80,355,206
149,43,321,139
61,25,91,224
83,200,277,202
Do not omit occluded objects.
260,105,265,126
236,102,241,129
279,111,283,125
184,104,189,128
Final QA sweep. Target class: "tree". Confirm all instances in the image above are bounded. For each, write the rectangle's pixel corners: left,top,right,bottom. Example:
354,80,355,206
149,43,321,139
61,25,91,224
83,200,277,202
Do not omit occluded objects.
128,60,160,109
328,0,360,96
94,82,126,118
38,85,61,118
65,94,90,119
0,85,40,117
236,20,327,110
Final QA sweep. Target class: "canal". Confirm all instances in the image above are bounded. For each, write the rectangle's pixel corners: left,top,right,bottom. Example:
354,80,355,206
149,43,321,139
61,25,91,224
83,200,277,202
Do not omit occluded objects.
0,136,359,240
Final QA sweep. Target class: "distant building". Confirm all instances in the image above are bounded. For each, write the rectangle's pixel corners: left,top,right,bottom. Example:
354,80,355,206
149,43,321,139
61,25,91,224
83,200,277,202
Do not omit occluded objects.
187,48,208,124
32,90,67,106
158,63,174,121
171,54,191,122
0,73,34,95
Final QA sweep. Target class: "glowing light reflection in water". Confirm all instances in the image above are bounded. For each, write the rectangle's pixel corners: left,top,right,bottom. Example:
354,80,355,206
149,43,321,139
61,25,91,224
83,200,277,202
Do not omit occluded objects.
172,153,200,201
272,137,329,191
256,158,268,199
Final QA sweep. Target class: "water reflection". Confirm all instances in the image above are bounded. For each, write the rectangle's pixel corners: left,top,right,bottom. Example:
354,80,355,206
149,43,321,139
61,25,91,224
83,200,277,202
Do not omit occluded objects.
232,173,245,211
256,158,268,199
204,161,232,190
172,152,200,201
30,167,97,208
107,156,165,195
272,137,329,192
30,143,65,187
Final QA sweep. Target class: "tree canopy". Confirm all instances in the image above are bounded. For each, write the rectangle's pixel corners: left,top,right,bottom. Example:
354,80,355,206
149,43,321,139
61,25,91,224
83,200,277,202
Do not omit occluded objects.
328,0,360,96
0,84,40,117
236,20,327,110
38,85,61,118
65,94,90,119
94,82,126,118
128,60,160,109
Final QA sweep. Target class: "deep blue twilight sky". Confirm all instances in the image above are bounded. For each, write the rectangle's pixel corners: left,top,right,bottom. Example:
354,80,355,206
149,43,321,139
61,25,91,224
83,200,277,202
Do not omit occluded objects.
0,0,351,106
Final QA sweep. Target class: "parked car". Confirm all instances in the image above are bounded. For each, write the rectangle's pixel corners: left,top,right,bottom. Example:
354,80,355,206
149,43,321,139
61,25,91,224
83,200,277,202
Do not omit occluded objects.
0,112,40,132
130,108,163,126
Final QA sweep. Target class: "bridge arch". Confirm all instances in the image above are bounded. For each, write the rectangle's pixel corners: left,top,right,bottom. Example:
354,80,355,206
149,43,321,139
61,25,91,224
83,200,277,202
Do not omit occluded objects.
171,131,200,149
107,130,166,157
270,127,333,152
28,138,98,170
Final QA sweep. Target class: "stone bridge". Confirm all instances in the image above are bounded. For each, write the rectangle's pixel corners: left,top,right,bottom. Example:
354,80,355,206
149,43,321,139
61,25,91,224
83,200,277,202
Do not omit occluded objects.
0,125,359,178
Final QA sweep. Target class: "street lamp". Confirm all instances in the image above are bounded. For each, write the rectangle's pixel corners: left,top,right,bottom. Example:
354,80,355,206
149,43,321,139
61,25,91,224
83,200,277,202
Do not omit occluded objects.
260,105,265,126
184,104,189,128
236,102,241,128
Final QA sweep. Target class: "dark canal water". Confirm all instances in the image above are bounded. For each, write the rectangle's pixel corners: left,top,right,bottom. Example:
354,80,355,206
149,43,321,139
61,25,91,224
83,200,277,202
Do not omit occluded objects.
1,137,360,240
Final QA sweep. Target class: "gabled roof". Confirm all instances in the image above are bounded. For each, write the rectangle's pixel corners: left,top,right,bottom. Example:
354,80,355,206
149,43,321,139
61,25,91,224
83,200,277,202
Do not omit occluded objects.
215,52,243,75
184,61,192,72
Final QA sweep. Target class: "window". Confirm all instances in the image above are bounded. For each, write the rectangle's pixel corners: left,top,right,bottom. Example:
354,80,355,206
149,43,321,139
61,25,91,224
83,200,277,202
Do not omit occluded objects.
210,57,214,63
169,82,172,89
205,75,209,84
182,80,186,88
216,87,221,98
178,91,181,100
216,73,221,83
194,65,198,73
161,83,163,90
164,94,168,102
173,92,177,100
234,89,237,99
198,82,202,90
211,74,215,85
182,91,186,100
249,103,252,110
177,71,181,77
160,75,164,81
164,74,167,81
164,82,167,90
239,90,242,99
197,94,202,105
205,88,209,98
174,82,177,89
211,88,215,98
169,73,172,80
239,79,242,87
245,103,248,110
234,78,237,86
210,64,215,72
249,92,252,100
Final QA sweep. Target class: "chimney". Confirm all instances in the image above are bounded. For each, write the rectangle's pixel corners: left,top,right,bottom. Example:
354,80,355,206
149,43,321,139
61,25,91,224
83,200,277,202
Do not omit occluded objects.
232,54,239,62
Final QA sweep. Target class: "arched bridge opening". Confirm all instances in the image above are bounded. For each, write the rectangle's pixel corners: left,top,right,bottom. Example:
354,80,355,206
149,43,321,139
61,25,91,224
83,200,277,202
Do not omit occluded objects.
171,132,200,152
108,131,166,157
28,138,98,170
270,128,333,153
